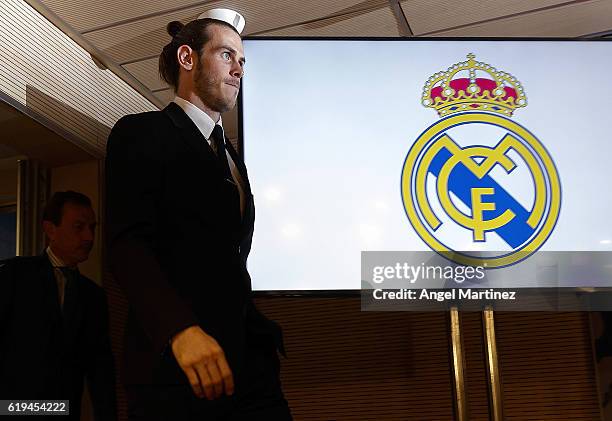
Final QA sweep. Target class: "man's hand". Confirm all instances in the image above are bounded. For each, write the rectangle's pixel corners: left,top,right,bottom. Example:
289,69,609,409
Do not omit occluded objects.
170,325,234,399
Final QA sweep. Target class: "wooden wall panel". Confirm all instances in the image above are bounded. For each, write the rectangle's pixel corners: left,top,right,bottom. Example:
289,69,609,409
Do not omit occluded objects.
495,312,601,420
254,296,455,420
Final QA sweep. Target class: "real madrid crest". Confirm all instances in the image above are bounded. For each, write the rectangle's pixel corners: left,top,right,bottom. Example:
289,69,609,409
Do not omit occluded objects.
401,54,561,268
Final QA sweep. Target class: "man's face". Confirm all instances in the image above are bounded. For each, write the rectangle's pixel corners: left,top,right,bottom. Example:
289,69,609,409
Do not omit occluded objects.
44,203,96,266
194,24,245,114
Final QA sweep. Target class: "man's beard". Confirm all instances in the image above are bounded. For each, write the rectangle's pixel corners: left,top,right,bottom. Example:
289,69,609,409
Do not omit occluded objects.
194,63,236,114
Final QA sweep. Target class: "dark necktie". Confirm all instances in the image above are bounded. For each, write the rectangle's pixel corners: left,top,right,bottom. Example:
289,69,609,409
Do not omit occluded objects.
59,267,78,322
210,125,241,223
210,124,233,181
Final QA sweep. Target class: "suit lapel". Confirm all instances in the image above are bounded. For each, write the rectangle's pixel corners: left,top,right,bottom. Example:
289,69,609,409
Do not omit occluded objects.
226,141,256,249
163,102,228,180
226,141,252,196
164,102,255,246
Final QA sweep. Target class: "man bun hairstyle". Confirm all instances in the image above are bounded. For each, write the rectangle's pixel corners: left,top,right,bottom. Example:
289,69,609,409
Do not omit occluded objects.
166,20,184,38
158,18,239,92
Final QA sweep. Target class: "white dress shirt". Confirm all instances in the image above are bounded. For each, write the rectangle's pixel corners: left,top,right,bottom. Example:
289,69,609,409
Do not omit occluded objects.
173,96,246,217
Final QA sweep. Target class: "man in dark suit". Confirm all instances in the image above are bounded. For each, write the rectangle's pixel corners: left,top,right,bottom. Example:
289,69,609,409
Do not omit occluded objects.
105,11,292,421
0,191,117,420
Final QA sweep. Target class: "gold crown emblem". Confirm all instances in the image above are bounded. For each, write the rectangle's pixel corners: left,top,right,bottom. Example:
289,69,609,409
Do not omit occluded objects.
422,53,527,118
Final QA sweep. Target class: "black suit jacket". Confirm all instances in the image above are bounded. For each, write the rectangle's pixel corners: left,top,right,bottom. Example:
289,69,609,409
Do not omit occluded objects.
105,102,283,387
0,254,117,420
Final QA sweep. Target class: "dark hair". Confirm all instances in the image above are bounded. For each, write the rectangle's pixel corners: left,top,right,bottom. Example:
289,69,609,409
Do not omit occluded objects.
159,18,239,91
42,190,92,226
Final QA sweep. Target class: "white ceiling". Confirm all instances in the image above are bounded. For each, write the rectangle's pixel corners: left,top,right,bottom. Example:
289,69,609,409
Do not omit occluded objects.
35,0,612,138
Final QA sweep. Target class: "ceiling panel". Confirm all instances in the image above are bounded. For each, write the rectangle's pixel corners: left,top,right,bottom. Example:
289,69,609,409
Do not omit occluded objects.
260,6,400,37
39,0,213,32
429,0,612,37
123,58,168,91
82,0,387,64
399,0,572,35
41,0,386,34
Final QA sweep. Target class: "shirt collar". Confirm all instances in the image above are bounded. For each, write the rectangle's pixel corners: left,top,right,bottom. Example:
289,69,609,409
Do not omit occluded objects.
173,96,224,141
46,246,69,268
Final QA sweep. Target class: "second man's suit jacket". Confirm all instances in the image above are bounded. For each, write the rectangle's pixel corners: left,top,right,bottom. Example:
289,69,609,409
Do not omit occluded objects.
105,102,283,387
0,253,117,421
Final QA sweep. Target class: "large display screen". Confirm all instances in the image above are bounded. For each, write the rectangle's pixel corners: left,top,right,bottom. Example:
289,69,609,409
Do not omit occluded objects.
240,39,612,292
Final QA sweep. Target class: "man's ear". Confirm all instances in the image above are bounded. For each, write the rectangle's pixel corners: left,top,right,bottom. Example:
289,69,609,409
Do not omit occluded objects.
42,220,56,242
177,45,195,71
